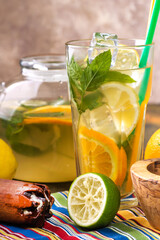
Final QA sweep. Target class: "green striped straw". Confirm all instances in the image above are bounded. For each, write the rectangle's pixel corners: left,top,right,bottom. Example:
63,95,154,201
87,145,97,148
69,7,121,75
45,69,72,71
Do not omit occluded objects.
138,0,160,104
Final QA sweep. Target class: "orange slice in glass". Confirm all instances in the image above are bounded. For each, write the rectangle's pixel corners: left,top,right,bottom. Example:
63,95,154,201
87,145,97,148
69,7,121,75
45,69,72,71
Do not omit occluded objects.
78,126,127,187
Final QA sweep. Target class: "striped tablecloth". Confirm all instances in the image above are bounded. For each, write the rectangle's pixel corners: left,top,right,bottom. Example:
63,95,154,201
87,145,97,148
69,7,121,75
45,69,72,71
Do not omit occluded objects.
0,191,160,240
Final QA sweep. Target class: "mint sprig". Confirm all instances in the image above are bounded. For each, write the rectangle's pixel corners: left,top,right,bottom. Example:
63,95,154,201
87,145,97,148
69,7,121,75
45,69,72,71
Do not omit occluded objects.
67,50,135,113
81,90,104,112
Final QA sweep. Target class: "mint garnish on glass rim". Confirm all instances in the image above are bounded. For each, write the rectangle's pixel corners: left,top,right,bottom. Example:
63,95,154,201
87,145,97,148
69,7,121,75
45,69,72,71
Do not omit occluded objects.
67,50,135,114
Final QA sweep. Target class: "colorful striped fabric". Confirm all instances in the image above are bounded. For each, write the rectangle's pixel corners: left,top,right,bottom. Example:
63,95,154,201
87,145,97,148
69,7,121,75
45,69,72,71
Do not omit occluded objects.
0,191,160,240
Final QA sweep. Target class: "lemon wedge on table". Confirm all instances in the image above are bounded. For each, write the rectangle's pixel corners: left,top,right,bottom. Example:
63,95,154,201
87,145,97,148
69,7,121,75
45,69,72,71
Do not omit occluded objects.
78,126,127,187
0,139,17,179
67,172,120,229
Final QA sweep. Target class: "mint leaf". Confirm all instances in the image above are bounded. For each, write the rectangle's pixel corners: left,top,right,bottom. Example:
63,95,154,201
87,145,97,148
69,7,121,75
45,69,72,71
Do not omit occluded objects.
11,112,24,125
80,91,103,112
86,50,111,91
69,80,83,111
80,66,93,92
104,71,136,83
11,142,42,156
67,57,83,93
67,57,84,108
67,51,111,95
5,111,24,138
90,50,111,73
87,68,135,91
24,112,63,118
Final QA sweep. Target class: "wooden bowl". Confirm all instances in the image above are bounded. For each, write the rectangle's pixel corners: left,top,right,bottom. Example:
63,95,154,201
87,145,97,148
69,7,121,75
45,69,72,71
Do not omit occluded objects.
131,158,160,230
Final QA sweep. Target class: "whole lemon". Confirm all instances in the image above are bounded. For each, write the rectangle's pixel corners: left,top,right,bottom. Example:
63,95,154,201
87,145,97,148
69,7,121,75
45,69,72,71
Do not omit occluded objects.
144,129,160,159
0,139,18,179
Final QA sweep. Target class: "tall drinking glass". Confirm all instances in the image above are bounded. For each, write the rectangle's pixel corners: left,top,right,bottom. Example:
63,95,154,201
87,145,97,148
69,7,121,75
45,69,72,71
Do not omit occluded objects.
66,39,154,208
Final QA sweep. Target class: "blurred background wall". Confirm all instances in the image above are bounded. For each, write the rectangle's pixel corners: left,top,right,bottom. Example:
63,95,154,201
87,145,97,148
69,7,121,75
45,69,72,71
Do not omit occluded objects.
0,0,159,103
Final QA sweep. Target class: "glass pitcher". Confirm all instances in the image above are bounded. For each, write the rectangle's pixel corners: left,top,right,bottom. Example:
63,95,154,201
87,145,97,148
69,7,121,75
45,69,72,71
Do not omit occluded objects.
0,55,76,182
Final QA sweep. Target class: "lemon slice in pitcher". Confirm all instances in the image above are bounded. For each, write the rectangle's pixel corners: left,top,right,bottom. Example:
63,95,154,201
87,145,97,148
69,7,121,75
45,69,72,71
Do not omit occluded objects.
68,172,120,229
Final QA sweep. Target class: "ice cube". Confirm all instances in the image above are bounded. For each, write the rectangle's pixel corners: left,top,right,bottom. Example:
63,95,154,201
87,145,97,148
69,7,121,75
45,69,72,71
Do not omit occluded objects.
88,32,118,67
91,32,118,47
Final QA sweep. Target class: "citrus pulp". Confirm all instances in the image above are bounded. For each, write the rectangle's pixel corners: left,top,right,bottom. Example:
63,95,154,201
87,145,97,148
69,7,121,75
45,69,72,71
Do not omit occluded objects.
68,172,120,229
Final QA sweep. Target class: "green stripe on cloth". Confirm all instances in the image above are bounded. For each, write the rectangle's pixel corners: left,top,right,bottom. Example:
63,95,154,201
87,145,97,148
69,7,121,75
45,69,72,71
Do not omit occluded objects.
52,191,68,208
109,222,152,240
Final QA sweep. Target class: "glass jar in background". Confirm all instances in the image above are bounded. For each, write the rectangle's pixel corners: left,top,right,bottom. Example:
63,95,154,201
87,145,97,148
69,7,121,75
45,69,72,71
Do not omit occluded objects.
0,55,76,182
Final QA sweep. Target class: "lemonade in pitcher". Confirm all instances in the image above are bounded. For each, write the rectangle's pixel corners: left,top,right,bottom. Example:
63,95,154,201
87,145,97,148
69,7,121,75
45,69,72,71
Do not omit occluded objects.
66,34,154,199
0,99,75,182
0,55,76,182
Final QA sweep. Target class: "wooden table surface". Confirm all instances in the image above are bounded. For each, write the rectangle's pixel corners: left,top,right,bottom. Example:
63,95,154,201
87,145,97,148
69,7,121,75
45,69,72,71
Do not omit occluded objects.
46,103,160,193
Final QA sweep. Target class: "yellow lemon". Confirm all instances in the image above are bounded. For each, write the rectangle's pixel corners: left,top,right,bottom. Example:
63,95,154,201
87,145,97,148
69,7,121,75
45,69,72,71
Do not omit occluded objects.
145,128,160,159
0,139,18,179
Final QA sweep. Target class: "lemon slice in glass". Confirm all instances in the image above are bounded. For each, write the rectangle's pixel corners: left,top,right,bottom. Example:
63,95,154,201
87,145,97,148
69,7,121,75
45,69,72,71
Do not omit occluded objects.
68,172,120,229
112,47,140,70
112,46,144,94
81,82,140,143
101,82,140,141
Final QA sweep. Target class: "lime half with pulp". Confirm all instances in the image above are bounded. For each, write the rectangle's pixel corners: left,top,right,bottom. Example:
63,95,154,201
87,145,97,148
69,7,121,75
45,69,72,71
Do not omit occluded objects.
68,172,120,229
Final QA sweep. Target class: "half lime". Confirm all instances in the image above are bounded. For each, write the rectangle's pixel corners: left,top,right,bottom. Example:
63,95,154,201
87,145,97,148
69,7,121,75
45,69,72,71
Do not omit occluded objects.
68,172,120,229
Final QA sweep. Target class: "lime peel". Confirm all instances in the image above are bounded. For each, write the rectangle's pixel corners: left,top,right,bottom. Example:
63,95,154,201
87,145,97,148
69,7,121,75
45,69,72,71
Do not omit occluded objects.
68,172,120,229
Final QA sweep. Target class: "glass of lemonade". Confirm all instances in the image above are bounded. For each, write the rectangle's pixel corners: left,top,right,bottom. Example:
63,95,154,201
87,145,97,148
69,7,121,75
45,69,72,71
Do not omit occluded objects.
0,55,76,182
66,35,154,207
